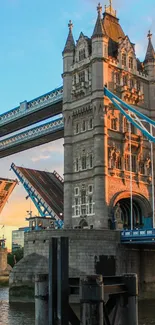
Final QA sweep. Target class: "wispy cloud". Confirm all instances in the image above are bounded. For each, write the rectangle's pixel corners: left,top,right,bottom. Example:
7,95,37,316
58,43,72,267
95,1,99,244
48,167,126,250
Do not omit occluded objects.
31,154,51,162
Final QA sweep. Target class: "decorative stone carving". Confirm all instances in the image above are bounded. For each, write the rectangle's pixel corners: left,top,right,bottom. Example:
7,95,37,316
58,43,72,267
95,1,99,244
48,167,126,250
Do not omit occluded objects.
108,143,120,169
113,203,123,230
144,155,151,176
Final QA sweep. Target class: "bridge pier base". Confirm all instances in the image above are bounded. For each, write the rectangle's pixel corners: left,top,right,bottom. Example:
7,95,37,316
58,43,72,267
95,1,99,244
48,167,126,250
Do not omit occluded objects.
35,274,48,325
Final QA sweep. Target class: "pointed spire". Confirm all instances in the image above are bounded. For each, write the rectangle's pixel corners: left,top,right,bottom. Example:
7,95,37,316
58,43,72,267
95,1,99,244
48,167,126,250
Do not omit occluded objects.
63,20,75,54
104,0,117,17
92,3,105,38
144,30,155,63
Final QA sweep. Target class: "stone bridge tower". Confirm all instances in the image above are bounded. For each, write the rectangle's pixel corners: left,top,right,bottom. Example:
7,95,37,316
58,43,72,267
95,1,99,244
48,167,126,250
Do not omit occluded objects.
62,2,154,230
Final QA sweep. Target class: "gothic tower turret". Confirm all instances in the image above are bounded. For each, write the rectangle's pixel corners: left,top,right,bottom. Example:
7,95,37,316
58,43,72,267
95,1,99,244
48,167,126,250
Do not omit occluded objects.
62,21,75,228
144,31,155,79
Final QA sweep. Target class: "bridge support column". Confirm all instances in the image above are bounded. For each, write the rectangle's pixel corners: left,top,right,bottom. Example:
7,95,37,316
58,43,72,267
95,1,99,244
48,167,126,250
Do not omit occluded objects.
35,274,48,325
80,275,104,325
123,273,138,325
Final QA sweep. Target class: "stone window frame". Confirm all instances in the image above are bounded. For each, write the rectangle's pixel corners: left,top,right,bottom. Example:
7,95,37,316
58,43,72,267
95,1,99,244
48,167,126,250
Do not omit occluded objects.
79,48,86,61
129,78,134,89
111,117,118,131
115,72,120,85
129,56,133,69
122,53,127,67
74,187,79,196
88,118,93,130
122,74,128,86
89,154,93,168
88,195,93,215
75,122,80,134
75,158,79,172
124,154,137,172
88,184,93,194
78,70,85,83
81,120,86,132
74,197,80,216
81,155,87,170
123,117,134,134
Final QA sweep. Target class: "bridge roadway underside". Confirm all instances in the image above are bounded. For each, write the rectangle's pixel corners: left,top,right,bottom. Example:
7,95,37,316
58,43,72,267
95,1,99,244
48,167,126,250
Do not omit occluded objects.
9,229,155,302
0,100,62,137
0,129,64,159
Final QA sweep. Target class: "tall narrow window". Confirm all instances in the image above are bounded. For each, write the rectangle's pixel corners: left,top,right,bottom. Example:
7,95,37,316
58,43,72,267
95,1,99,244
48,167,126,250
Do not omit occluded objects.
123,75,128,86
116,156,121,169
75,122,79,134
111,118,117,131
75,158,79,171
129,57,133,69
136,80,140,91
89,154,93,168
88,196,93,214
82,156,87,170
122,53,126,66
81,190,87,215
75,198,79,216
89,118,93,129
116,73,120,85
124,118,128,132
79,49,85,61
79,71,85,83
82,120,86,131
130,79,134,89
125,155,136,172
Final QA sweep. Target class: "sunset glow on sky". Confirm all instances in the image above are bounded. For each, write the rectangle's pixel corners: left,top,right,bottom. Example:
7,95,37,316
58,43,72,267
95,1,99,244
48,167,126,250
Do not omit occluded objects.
0,0,155,248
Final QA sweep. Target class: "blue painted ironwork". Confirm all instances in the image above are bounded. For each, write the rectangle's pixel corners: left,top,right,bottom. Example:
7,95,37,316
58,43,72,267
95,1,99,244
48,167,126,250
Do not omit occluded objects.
0,115,63,151
11,163,64,229
0,86,63,127
121,229,155,244
104,87,155,142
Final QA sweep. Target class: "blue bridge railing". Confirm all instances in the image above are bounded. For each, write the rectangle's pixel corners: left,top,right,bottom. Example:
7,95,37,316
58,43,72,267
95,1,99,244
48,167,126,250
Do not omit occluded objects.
121,229,155,244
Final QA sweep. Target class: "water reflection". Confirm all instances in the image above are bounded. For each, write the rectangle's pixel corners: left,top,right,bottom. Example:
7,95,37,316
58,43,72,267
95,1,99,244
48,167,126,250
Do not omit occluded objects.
1,287,155,325
0,288,34,325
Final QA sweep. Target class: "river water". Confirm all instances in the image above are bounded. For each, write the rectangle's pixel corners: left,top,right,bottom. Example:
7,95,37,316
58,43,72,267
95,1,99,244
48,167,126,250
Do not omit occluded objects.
0,287,155,324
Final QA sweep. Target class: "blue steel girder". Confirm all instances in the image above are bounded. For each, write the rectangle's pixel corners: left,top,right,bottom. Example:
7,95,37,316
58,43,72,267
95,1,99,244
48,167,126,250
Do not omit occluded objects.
11,163,64,229
0,115,63,151
0,86,63,128
104,87,155,143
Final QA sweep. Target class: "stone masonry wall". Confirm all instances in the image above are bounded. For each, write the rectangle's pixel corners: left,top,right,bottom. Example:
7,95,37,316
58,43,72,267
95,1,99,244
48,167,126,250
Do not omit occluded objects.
24,229,120,277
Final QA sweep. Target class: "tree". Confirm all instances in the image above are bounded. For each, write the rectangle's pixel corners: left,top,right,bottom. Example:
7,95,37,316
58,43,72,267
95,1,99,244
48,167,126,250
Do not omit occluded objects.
7,248,24,267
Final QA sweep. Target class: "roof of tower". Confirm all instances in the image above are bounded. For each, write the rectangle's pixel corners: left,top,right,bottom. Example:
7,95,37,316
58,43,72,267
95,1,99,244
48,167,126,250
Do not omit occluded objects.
102,12,125,43
92,3,105,38
144,31,155,63
63,20,75,54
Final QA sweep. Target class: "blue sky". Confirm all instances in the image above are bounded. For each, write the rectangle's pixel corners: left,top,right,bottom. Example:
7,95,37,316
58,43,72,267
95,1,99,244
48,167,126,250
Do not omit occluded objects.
0,0,155,246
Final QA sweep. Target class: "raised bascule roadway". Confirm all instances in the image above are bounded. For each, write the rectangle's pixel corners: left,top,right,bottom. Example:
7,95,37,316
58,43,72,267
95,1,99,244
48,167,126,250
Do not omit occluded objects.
11,164,64,228
0,178,17,214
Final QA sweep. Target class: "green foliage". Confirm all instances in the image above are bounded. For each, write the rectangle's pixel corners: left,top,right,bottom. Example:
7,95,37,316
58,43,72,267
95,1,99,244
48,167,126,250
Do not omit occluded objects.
7,248,24,267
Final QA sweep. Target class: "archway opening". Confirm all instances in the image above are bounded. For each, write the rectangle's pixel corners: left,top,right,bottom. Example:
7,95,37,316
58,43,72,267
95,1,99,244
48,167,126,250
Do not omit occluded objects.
79,219,88,229
117,198,142,228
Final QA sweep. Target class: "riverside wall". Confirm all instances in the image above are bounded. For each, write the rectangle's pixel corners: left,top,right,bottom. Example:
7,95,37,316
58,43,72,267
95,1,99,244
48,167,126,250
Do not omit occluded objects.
9,229,155,302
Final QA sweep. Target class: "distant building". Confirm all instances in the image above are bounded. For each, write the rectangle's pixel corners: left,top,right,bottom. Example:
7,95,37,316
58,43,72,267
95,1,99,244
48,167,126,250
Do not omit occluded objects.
12,227,29,253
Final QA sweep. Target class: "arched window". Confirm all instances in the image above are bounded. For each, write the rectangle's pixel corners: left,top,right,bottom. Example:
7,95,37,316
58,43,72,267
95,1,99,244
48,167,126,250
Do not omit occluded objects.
79,219,88,228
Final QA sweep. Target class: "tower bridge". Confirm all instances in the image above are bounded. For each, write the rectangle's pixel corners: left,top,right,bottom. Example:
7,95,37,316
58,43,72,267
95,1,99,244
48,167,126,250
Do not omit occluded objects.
1,1,155,301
